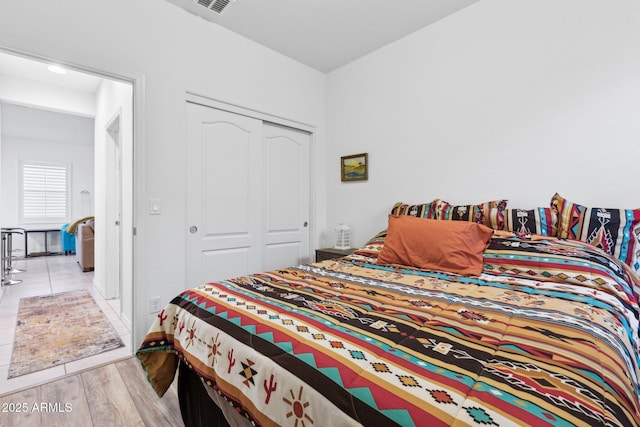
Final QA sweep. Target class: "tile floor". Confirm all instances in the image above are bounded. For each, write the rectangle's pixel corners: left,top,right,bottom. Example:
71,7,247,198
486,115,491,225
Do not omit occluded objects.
0,255,132,396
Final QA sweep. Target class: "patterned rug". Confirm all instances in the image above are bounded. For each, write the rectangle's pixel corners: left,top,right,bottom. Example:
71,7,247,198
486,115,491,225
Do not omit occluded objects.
8,289,124,378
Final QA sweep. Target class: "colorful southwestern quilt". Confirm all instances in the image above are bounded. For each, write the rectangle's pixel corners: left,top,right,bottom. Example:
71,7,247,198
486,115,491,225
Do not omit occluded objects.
138,232,640,427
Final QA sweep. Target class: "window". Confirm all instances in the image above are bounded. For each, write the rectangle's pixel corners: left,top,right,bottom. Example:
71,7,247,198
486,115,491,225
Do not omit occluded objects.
20,161,71,223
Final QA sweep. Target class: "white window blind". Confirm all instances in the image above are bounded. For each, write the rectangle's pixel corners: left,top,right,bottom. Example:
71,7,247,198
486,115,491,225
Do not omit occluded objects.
20,161,71,223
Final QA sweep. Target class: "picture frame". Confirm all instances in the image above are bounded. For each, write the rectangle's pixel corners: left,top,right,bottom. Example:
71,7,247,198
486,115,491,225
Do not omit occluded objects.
341,153,368,182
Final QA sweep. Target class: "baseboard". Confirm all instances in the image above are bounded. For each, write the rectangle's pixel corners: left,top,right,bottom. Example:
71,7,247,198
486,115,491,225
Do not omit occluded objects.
93,277,106,298
121,313,133,335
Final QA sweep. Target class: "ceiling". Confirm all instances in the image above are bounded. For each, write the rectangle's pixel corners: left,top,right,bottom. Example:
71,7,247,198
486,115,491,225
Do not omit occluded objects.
0,51,103,94
0,0,479,94
165,0,481,72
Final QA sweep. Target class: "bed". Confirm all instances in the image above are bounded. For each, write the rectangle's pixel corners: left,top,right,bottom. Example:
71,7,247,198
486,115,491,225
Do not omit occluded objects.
137,195,640,426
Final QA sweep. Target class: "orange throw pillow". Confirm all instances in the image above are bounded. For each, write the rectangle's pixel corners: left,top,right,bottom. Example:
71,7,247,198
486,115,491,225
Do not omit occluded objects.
377,215,493,276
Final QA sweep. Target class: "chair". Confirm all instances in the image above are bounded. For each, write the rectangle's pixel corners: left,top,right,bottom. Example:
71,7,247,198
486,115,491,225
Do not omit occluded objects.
61,224,76,255
76,219,95,272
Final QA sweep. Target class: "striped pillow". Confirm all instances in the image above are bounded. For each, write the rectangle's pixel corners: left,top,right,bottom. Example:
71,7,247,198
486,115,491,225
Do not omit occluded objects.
551,193,640,273
432,199,507,225
390,202,433,218
487,207,557,236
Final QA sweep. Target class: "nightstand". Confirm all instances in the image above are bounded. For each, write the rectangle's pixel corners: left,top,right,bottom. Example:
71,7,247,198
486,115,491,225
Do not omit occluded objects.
315,247,355,262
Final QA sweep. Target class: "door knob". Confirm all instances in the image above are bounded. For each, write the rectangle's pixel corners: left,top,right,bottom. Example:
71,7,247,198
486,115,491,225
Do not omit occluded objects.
190,226,198,234
303,221,308,227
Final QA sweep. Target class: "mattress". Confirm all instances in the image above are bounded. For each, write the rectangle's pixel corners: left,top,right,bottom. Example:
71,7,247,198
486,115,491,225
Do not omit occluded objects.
138,231,640,426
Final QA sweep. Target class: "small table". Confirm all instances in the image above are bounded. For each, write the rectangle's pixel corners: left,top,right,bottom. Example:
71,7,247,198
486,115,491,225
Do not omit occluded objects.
315,247,355,262
24,228,61,257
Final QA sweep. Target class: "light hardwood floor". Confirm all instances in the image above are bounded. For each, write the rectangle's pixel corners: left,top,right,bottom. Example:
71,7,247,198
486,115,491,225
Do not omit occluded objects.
0,357,184,427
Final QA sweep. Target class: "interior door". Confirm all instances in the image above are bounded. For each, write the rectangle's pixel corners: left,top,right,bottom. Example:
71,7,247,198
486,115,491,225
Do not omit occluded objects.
263,122,311,269
186,102,264,287
105,113,122,300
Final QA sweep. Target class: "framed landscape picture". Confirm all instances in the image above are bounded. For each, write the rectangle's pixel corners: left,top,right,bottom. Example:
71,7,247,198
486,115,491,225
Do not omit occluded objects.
341,153,368,182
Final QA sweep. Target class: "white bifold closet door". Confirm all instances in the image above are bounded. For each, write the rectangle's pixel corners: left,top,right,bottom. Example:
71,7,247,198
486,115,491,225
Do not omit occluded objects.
186,102,310,288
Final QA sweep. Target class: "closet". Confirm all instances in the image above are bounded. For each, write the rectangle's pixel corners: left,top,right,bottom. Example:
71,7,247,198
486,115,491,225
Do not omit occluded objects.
185,101,311,287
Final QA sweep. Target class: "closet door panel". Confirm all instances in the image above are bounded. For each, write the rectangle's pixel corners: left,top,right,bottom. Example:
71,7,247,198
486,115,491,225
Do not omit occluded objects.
263,122,311,270
186,102,263,286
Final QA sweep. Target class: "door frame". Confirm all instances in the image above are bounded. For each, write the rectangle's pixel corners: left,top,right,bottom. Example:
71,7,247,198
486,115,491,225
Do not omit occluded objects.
185,92,317,275
186,93,316,134
105,110,123,301
0,46,144,345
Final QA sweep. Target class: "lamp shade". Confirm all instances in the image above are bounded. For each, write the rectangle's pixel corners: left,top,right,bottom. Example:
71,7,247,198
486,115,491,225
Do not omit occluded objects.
334,224,351,249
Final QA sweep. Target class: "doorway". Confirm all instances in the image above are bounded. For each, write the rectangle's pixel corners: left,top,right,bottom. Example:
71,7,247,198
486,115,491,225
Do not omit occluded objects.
0,50,137,393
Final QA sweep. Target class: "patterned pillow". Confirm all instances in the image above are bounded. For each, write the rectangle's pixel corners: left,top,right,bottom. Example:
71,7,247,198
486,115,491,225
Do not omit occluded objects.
390,202,433,218
486,207,557,236
353,230,387,260
432,199,508,225
551,193,640,273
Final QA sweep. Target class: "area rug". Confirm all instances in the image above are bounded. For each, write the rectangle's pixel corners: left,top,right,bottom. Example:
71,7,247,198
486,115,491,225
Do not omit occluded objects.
8,289,124,378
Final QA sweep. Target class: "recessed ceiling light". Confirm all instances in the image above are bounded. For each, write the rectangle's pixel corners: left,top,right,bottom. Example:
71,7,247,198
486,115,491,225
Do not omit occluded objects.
48,65,67,74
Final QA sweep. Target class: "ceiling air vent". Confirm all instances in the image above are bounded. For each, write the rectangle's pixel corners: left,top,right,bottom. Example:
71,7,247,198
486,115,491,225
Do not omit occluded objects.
195,0,234,15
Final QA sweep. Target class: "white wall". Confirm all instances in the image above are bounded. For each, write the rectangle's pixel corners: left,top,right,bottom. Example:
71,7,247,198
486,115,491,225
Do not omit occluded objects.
0,0,326,345
0,104,95,252
327,0,640,247
94,79,134,330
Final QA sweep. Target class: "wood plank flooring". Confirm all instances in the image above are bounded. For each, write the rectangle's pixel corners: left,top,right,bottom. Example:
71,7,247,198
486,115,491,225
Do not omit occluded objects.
0,357,184,427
